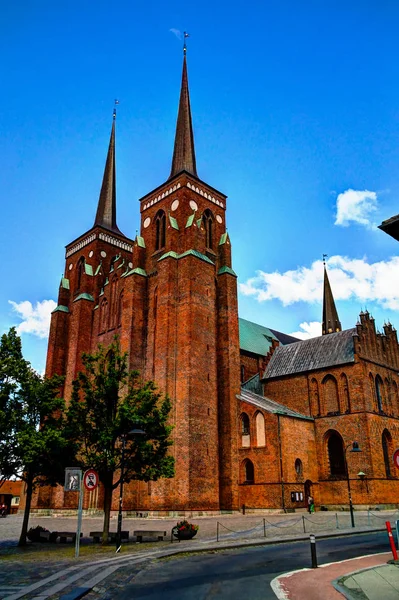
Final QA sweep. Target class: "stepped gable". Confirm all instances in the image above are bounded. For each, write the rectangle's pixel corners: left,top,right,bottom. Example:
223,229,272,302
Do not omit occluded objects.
263,328,356,379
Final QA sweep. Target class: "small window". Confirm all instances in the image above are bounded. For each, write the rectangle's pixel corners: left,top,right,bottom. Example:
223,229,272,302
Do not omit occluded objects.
295,459,303,476
155,211,166,251
241,413,250,436
203,209,214,250
244,459,254,483
11,496,20,505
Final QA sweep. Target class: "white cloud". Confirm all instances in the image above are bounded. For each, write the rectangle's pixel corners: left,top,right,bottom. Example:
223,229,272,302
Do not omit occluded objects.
335,188,378,228
9,299,56,339
239,255,399,310
169,28,183,40
289,321,322,340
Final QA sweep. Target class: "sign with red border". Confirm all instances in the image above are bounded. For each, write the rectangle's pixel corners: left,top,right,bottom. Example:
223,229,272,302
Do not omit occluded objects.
83,469,99,491
393,449,399,469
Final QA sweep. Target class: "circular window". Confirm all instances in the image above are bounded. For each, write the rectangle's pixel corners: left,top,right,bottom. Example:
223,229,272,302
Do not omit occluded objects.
100,251,107,258
144,217,151,228
89,250,94,258
295,459,303,476
68,263,73,271
171,199,179,211
189,200,198,211
216,214,223,223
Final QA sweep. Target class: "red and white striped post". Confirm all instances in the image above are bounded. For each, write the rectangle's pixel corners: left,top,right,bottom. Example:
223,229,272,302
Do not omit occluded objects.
386,521,398,560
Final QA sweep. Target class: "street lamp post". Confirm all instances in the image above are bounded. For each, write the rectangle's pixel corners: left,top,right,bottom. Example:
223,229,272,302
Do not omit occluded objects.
343,441,362,528
116,427,146,552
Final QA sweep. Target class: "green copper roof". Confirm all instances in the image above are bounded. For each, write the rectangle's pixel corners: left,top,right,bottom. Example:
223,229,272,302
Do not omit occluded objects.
178,249,214,264
239,318,279,356
185,212,196,228
61,278,70,289
104,277,109,286
219,232,228,245
73,293,95,303
124,267,147,277
84,263,93,276
52,305,69,314
137,236,146,248
117,259,125,269
218,266,236,276
196,217,202,229
158,251,179,262
158,249,214,265
94,262,102,276
169,214,179,230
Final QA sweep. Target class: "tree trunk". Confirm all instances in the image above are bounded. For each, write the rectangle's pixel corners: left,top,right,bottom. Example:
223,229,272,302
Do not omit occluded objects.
18,471,33,547
102,472,113,545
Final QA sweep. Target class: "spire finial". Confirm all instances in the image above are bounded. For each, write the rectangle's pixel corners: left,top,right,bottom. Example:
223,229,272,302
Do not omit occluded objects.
183,31,190,54
323,253,328,265
113,99,119,120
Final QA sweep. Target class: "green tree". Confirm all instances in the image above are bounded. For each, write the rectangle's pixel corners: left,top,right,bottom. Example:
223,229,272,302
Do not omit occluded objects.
0,327,74,546
66,339,175,543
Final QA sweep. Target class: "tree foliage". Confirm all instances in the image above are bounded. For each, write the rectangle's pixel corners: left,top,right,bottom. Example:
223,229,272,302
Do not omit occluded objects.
0,327,74,545
66,338,175,541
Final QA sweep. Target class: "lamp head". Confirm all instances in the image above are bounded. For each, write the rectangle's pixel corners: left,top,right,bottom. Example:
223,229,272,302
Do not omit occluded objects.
350,441,362,453
358,471,366,480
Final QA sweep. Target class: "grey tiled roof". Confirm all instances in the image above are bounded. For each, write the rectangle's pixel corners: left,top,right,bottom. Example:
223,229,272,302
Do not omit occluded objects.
263,328,356,379
238,389,313,421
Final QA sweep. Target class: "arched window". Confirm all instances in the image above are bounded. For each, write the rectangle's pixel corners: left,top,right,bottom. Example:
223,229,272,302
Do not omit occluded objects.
382,429,393,477
295,458,303,477
392,382,399,416
255,412,265,447
77,256,85,291
117,291,124,326
99,298,108,333
375,375,384,413
340,373,351,413
385,378,392,415
369,373,376,411
327,431,346,477
243,459,255,483
203,209,214,250
323,375,340,415
240,413,250,448
155,211,166,251
310,378,320,416
109,275,118,328
240,365,246,383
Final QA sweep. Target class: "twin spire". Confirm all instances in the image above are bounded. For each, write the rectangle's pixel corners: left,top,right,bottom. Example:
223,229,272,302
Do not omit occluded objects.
94,51,197,232
322,261,342,335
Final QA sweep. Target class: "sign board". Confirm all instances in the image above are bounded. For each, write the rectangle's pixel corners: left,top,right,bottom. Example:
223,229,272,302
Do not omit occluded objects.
393,449,399,469
64,468,82,491
84,469,99,491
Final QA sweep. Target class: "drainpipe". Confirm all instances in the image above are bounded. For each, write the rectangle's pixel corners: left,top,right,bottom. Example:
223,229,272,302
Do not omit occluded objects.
277,414,286,513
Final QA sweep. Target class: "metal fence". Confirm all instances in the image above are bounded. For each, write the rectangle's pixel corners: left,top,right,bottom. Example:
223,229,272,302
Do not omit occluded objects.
215,510,399,542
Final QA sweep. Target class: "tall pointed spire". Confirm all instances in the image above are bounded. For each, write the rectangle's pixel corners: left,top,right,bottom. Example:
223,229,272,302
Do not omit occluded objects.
94,111,122,234
169,46,197,179
322,258,342,335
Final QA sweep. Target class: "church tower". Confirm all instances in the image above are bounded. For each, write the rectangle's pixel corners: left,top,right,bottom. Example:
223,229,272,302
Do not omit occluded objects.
322,260,342,335
45,49,240,512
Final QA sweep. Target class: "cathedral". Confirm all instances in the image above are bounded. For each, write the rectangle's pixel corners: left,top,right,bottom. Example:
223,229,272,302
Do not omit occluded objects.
33,51,399,515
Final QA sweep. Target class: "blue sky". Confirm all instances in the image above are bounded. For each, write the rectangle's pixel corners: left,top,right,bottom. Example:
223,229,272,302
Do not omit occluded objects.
1,1,399,372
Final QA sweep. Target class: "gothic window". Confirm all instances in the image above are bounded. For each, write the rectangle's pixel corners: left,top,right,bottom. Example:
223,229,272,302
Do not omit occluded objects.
340,373,351,413
393,382,399,416
375,375,384,413
243,459,255,483
323,375,340,415
255,412,265,447
109,276,118,329
240,365,246,383
369,373,376,411
99,298,108,333
240,413,250,448
382,429,393,477
310,378,320,416
203,209,214,250
295,458,303,477
77,257,85,291
385,378,392,415
155,211,166,251
327,431,346,477
117,290,124,326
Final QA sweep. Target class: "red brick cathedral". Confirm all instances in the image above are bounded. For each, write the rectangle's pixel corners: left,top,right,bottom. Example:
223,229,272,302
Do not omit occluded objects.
38,53,399,514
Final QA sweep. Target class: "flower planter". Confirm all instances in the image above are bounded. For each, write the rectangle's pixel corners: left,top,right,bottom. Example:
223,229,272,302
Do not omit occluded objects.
173,529,197,541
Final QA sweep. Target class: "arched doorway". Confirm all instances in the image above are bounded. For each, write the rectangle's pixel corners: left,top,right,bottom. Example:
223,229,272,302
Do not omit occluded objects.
304,480,313,508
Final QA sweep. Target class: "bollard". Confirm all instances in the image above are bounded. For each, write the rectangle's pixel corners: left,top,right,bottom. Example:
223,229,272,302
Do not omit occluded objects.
310,534,318,568
263,518,266,538
386,522,398,560
242,503,246,515
396,520,399,552
302,515,306,533
217,521,219,543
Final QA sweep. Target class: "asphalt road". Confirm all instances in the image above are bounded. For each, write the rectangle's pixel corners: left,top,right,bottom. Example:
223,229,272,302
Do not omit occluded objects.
116,531,392,599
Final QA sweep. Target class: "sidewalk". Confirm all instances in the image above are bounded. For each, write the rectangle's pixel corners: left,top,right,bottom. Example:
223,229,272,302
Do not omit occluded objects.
271,553,399,599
